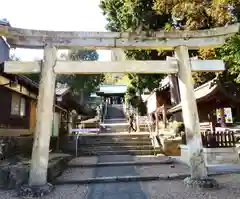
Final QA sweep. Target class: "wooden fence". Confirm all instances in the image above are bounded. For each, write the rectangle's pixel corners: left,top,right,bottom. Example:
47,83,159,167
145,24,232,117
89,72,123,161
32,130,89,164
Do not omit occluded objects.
181,130,236,148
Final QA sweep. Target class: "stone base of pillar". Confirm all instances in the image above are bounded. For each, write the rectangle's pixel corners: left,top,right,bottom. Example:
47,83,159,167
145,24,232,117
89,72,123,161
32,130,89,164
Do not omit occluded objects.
184,177,219,189
17,183,54,198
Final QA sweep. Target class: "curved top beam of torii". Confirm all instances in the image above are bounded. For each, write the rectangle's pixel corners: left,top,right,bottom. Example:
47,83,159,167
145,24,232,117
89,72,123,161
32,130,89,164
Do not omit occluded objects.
0,23,239,50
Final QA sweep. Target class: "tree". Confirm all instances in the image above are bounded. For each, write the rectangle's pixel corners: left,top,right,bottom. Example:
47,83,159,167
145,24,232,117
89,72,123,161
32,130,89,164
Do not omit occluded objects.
217,33,240,83
100,0,240,89
100,0,168,91
58,50,105,96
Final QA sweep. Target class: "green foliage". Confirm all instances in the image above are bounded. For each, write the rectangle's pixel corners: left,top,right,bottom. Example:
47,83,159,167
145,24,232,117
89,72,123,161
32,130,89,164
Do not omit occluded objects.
125,86,138,106
100,0,239,88
125,85,147,115
57,50,105,94
104,73,131,85
100,0,169,94
193,34,240,86
217,34,240,83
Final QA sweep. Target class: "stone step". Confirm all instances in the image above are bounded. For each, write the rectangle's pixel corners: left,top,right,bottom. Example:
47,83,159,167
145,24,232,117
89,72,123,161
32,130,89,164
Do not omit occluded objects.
53,174,187,185
78,134,150,139
77,149,162,156
79,136,150,142
62,142,153,153
79,138,151,142
68,159,173,168
78,145,154,151
54,161,190,185
79,141,152,146
79,141,151,145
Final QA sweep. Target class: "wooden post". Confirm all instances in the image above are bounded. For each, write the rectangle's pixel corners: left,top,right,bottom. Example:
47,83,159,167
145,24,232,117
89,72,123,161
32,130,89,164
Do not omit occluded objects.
219,108,226,127
29,44,57,186
162,104,167,129
169,74,181,105
155,112,159,134
175,46,207,179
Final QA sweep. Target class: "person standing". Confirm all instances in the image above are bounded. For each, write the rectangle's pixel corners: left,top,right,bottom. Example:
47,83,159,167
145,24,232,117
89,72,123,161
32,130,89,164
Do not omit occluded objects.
128,114,136,133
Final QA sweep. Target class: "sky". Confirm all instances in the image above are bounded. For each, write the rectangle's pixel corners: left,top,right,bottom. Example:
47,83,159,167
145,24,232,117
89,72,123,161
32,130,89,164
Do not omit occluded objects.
1,0,112,61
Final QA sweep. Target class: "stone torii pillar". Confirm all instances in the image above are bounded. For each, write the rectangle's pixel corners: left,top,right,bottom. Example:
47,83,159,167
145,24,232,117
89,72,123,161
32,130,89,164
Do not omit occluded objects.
29,44,57,189
175,46,208,181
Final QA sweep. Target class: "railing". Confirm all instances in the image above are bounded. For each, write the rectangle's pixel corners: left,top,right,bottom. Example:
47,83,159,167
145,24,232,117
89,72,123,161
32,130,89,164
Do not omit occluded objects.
201,130,236,148
181,130,236,148
144,116,156,155
75,134,80,157
103,101,108,121
74,128,101,157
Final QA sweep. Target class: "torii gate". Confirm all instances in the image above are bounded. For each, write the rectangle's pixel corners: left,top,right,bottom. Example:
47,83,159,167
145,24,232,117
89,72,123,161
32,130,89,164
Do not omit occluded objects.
0,23,239,188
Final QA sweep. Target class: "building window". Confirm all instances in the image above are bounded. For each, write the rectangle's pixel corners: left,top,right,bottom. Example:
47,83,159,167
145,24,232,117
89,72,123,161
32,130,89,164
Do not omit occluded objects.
11,93,26,116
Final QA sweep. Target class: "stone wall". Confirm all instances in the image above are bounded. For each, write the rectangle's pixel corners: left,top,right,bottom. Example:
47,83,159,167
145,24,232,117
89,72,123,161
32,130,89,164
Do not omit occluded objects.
203,147,240,165
159,137,181,156
0,154,72,190
0,136,60,160
180,145,240,166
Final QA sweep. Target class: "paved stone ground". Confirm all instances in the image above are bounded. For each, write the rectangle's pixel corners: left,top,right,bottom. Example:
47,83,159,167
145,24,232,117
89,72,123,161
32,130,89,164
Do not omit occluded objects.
1,155,240,198
85,155,148,199
57,155,188,182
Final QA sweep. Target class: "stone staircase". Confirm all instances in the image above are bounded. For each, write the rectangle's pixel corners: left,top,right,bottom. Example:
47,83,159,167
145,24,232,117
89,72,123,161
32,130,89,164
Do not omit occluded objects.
105,104,126,120
103,104,128,133
76,133,162,156
53,104,188,194
69,103,161,156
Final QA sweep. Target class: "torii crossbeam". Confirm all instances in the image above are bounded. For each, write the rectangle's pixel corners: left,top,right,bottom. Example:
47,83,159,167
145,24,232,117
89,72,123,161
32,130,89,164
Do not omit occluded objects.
0,23,239,190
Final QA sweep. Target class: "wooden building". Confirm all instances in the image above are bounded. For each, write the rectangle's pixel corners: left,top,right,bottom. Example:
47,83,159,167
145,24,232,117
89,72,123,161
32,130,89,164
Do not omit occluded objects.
144,75,180,126
0,35,96,137
168,78,240,127
95,84,127,104
0,68,85,136
145,75,240,129
0,70,95,136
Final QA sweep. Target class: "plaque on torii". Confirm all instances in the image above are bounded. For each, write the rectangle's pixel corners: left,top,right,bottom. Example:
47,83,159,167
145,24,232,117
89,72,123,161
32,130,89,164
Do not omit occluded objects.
0,23,239,187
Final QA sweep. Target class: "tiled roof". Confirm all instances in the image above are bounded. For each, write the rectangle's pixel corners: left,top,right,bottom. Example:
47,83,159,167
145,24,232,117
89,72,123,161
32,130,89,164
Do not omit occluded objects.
55,83,70,96
168,78,218,113
98,84,127,94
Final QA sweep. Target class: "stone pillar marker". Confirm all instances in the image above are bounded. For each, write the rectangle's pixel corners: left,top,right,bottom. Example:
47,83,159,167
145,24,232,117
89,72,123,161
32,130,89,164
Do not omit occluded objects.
175,46,208,180
29,44,57,186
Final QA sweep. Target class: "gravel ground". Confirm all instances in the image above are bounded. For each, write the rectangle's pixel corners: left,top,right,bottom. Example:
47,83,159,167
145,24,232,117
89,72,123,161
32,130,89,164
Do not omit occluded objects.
42,185,89,199
2,174,240,199
140,174,240,199
0,185,89,199
0,174,240,198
